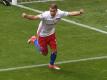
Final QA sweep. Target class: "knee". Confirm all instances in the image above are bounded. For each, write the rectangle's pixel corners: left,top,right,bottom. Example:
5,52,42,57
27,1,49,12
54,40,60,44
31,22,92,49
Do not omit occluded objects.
40,49,48,56
40,48,48,56
41,52,48,56
51,50,57,54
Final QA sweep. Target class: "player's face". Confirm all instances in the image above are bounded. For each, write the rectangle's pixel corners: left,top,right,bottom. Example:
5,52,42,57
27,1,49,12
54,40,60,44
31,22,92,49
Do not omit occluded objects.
49,8,57,17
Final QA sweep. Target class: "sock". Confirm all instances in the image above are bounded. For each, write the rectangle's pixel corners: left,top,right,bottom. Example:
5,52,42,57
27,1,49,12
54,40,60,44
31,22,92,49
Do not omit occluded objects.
34,39,41,51
50,52,57,65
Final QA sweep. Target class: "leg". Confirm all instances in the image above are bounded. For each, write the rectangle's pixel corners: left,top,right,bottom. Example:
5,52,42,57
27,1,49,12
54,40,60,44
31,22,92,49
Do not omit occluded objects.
28,35,48,56
49,34,57,65
38,36,48,56
48,34,60,70
50,51,57,65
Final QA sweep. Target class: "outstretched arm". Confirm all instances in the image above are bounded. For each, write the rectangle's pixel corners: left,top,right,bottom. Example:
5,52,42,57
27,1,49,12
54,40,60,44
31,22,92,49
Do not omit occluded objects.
22,13,40,20
68,9,84,16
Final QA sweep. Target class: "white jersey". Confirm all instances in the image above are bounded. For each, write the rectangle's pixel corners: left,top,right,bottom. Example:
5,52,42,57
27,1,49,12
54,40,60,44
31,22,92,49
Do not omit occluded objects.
37,9,69,37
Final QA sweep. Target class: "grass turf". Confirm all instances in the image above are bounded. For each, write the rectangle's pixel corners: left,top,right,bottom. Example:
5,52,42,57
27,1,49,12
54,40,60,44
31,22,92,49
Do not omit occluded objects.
0,0,107,80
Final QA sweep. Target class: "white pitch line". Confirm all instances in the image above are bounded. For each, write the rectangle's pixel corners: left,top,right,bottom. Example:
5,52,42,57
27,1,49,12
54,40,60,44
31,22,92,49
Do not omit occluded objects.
0,56,107,72
62,18,107,35
19,0,63,5
104,26,107,28
16,5,107,35
17,5,43,13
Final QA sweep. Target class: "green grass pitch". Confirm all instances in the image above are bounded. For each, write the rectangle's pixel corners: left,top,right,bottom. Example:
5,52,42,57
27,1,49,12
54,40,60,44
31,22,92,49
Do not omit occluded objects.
0,0,107,80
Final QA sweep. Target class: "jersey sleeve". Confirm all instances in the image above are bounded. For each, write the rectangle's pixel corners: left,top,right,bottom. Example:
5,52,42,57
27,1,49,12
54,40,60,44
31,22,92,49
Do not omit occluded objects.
37,12,47,20
60,10,69,17
37,14,43,19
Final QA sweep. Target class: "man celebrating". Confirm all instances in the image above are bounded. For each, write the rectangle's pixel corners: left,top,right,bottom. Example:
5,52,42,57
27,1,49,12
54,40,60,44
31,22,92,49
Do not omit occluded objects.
22,3,84,70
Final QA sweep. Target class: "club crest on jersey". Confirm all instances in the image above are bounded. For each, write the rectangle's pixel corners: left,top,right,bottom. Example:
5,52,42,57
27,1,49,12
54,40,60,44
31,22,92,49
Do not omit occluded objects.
45,18,61,25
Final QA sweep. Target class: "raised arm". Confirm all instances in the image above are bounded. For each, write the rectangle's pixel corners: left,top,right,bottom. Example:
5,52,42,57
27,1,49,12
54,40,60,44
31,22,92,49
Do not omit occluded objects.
22,13,40,20
68,9,84,16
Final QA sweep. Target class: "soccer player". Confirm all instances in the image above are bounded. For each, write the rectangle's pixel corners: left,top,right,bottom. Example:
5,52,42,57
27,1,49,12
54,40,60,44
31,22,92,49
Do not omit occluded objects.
22,3,84,70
